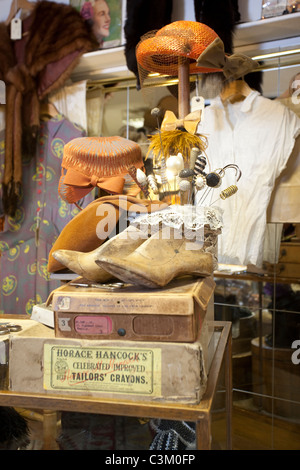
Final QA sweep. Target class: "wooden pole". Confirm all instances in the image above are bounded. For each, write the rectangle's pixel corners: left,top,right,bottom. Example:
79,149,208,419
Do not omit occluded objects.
178,57,190,119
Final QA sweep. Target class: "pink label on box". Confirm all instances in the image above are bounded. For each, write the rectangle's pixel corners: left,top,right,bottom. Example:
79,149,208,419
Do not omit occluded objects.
74,315,113,335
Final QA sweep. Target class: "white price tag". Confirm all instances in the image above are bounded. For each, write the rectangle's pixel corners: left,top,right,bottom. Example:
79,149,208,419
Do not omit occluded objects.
10,18,22,40
190,95,205,113
190,95,205,128
0,81,5,104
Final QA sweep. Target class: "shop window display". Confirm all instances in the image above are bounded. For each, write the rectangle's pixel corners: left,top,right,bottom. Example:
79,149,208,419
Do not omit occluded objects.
94,64,300,449
1,0,300,452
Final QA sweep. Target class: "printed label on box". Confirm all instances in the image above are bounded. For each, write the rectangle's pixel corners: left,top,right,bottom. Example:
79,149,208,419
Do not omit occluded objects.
74,315,113,335
57,296,71,310
43,344,161,395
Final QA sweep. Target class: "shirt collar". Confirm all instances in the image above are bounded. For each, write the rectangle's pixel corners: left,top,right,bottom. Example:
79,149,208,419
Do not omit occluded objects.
210,90,260,112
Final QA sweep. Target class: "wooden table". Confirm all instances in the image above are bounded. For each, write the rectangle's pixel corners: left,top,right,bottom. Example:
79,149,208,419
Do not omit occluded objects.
0,321,232,450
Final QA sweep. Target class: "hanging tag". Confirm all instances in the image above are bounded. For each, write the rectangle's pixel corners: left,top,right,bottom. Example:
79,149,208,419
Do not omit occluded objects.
190,95,205,113
11,18,22,40
190,95,205,131
0,81,5,105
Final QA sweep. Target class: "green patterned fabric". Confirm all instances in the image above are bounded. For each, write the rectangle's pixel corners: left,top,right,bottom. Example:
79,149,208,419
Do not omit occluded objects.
0,115,94,315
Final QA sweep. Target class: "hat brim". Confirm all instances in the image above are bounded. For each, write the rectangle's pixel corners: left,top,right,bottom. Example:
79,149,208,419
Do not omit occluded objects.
136,21,222,76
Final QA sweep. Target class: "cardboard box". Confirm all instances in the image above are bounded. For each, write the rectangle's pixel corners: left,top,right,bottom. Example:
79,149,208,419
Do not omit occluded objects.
31,303,54,328
0,319,40,390
51,276,215,343
9,320,214,404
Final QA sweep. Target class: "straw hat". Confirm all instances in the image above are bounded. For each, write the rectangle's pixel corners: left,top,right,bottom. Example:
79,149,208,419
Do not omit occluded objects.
136,20,258,84
58,136,144,203
136,21,221,79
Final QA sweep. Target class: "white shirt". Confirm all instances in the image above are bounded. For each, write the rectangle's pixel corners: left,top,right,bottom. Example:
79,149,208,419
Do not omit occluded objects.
196,91,300,267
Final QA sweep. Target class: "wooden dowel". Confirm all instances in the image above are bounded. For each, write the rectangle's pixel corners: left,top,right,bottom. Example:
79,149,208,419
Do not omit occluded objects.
178,58,190,119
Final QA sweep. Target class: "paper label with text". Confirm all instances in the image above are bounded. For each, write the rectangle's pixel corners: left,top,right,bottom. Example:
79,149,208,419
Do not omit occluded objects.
43,344,161,395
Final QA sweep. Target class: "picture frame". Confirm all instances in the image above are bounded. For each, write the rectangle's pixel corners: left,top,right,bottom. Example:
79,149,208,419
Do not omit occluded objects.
70,0,125,50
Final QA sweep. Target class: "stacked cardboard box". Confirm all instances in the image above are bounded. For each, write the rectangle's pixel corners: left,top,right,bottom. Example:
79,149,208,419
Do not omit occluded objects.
9,276,215,404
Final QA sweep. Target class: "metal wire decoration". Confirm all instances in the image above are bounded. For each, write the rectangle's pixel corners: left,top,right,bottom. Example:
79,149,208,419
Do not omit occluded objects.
203,164,242,207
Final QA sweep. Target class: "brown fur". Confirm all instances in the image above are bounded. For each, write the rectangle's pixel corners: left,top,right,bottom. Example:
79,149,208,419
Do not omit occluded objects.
0,1,98,217
25,1,98,97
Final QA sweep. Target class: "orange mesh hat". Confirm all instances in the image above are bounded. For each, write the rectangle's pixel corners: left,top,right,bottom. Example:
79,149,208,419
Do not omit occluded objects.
58,136,144,204
136,20,222,82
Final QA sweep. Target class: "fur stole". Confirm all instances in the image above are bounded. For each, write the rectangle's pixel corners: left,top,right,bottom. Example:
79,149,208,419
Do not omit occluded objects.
0,1,98,217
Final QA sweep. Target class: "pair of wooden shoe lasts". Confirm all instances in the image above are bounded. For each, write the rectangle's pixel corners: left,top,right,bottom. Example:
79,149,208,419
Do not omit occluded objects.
52,225,214,289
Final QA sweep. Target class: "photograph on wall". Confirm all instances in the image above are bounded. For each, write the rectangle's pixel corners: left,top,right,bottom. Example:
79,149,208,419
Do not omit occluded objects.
70,0,124,49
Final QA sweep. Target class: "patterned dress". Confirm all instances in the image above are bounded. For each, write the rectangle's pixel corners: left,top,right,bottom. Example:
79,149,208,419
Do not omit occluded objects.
0,115,94,315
